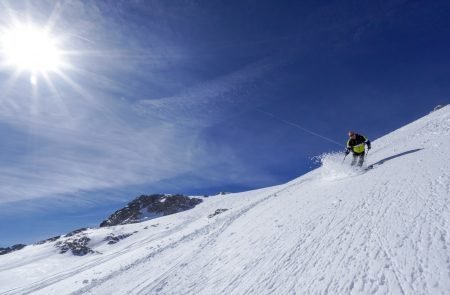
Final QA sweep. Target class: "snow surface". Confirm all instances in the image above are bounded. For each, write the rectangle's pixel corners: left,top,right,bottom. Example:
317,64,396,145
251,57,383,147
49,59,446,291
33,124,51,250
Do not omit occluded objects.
0,106,449,295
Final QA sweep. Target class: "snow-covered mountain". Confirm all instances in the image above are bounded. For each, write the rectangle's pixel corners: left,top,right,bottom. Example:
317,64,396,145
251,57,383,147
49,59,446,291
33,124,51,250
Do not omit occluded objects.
0,106,449,295
99,194,203,227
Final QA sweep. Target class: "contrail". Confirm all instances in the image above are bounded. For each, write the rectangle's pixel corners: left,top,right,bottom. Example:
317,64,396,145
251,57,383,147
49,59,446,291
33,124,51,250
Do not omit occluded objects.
257,109,344,147
70,33,96,44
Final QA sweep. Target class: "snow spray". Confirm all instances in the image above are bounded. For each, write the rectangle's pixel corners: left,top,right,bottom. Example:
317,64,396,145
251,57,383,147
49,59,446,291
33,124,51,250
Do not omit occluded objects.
314,152,363,181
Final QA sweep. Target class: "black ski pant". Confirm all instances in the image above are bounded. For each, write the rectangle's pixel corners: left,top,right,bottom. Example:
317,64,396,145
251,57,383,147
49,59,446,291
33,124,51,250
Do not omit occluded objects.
351,152,365,167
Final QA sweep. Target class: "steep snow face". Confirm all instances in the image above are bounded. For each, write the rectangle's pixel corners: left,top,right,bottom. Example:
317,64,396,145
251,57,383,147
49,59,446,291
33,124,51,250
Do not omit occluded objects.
0,106,449,295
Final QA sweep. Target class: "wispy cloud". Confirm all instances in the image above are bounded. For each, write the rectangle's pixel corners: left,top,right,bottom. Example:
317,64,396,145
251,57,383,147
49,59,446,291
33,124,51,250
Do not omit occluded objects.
0,0,284,209
0,95,201,205
134,57,279,127
0,57,279,207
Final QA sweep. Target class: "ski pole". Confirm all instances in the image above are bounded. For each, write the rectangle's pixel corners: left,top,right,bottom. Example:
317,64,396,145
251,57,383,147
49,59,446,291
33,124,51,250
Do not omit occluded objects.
342,154,348,164
364,149,370,166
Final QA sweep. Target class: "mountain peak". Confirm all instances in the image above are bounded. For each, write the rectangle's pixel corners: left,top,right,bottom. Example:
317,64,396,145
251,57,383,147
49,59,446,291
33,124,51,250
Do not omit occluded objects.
99,194,203,227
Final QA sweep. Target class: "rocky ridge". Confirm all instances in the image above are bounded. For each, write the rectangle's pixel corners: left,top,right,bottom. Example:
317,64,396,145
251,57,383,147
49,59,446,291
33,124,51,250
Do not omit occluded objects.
99,194,203,227
1,194,203,256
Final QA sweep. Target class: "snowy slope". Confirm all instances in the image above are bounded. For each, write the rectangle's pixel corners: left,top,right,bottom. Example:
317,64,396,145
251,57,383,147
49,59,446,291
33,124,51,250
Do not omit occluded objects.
0,106,449,295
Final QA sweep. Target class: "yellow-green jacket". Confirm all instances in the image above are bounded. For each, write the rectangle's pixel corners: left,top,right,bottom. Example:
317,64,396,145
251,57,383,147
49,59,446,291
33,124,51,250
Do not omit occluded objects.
347,134,371,154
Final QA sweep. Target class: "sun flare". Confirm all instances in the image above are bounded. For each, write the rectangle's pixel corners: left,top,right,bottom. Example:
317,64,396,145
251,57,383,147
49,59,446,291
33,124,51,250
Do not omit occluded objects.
0,24,63,73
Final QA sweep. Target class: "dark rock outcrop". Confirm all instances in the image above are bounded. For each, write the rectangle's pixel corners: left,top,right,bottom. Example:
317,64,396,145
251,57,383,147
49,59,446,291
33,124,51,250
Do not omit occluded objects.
55,236,94,256
104,233,133,245
208,209,229,218
100,194,203,227
65,228,88,237
433,105,445,112
0,244,26,255
35,235,61,245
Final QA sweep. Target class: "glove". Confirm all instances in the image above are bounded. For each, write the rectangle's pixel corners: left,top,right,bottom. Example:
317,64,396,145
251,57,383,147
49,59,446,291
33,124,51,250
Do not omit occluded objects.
367,141,371,150
345,149,350,156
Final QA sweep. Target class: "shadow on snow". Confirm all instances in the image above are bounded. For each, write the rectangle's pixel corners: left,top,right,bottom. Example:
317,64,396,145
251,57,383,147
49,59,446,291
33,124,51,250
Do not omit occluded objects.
369,148,423,167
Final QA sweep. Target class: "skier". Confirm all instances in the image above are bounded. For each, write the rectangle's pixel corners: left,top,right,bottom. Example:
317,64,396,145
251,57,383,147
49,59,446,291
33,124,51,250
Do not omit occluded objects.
345,131,371,167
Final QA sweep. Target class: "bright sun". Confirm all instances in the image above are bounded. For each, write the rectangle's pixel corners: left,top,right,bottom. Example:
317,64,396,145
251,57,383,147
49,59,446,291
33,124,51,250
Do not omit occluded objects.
0,24,63,74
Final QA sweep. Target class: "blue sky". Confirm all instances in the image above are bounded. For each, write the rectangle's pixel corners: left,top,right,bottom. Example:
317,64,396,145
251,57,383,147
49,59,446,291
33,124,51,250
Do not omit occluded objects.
0,0,448,246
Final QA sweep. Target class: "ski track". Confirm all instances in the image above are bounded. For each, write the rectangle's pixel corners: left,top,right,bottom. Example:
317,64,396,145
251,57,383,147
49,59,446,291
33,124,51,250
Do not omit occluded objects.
76,179,314,295
1,106,449,295
1,201,245,295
